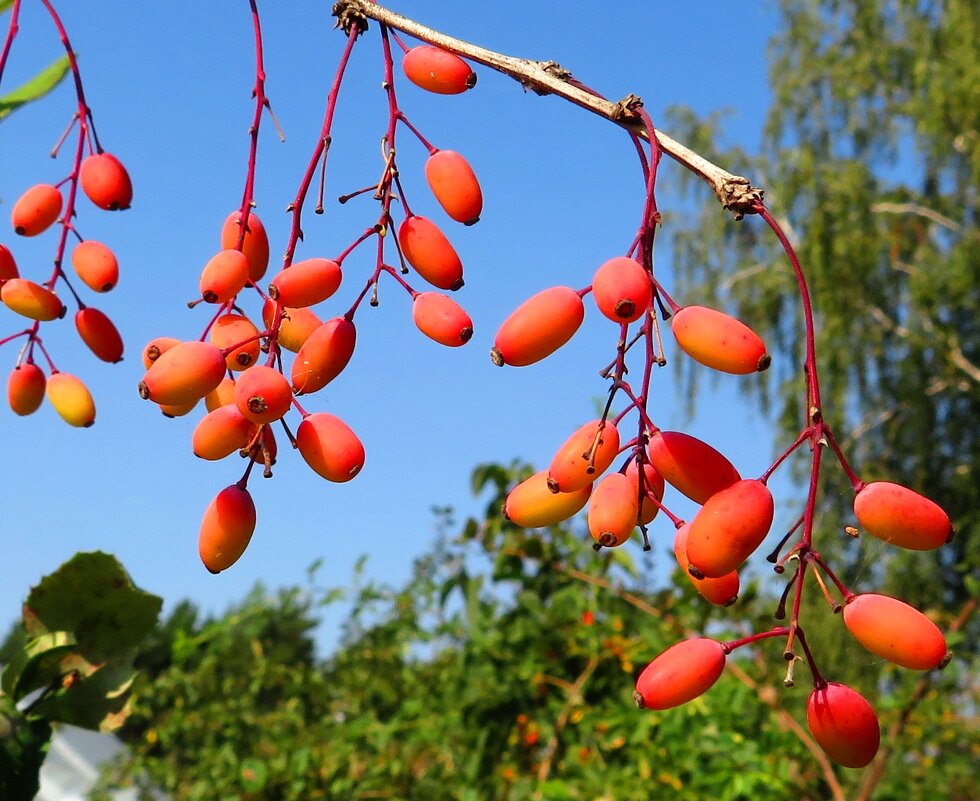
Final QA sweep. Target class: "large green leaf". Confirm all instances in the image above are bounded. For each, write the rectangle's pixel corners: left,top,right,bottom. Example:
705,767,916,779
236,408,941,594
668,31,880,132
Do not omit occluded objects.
0,55,70,121
0,631,75,701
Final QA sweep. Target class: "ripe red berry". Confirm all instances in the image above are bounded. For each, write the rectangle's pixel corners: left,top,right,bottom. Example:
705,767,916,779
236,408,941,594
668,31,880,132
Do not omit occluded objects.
199,249,250,304
221,210,270,282
7,362,46,416
412,292,473,347
268,258,342,307
398,216,464,291
491,286,585,367
291,317,356,394
671,305,770,374
198,484,256,574
647,429,741,504
1,278,65,321
842,593,948,670
11,184,63,236
587,472,638,547
403,46,477,95
234,365,293,425
591,256,652,323
853,481,952,550
673,524,739,606
210,313,262,371
425,150,483,225
685,479,774,578
79,153,132,211
503,470,591,529
75,308,124,363
547,419,620,493
71,241,119,292
634,638,727,710
296,412,365,482
138,340,227,406
0,243,20,284
807,683,880,768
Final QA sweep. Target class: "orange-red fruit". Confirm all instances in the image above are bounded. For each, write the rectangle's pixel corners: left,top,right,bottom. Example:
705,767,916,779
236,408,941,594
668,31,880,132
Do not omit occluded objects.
491,286,585,367
159,399,198,418
192,405,254,461
686,479,774,578
262,300,321,353
200,249,249,304
80,153,132,211
592,257,652,324
634,638,727,710
75,308,124,363
547,420,621,493
398,216,464,291
11,184,62,236
141,336,181,369
71,240,119,292
412,292,473,347
673,524,739,606
221,211,270,282
425,150,483,225
205,376,236,412
402,45,476,95
291,317,356,395
296,412,365,483
268,258,342,307
138,340,227,406
807,683,880,768
1,278,65,321
647,429,741,505
198,484,256,574
588,473,639,547
46,372,95,427
842,593,947,670
625,459,666,524
0,243,19,284
210,313,261,371
7,363,46,416
503,470,591,528
671,305,770,374
853,481,952,551
248,425,277,467
234,365,292,425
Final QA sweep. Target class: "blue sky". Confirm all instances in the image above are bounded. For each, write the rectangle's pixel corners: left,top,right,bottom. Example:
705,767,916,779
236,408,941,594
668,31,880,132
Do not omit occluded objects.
0,1,788,652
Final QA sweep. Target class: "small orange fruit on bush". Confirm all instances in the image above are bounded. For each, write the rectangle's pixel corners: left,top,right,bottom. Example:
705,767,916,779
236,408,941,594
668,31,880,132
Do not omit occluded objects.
0,243,19,284
398,216,464,290
491,286,585,367
425,150,483,225
807,683,880,768
46,372,96,427
221,210,270,282
291,317,356,394
1,278,64,321
141,336,181,369
296,412,365,482
592,256,652,323
199,249,250,303
268,257,342,307
192,405,254,461
11,184,63,236
547,419,620,493
685,479,774,578
71,241,119,292
79,153,132,210
263,300,321,352
671,305,770,374
234,365,292,425
7,363,46,416
853,481,951,550
403,45,476,94
842,593,947,670
503,470,591,528
75,308,124,363
210,313,261,371
647,429,741,505
138,340,227,406
634,638,727,710
587,472,638,547
673,524,739,606
198,484,256,573
412,292,473,347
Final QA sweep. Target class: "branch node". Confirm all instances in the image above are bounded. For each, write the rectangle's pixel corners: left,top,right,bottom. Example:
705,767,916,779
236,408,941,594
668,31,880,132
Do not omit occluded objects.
332,0,368,36
612,93,644,121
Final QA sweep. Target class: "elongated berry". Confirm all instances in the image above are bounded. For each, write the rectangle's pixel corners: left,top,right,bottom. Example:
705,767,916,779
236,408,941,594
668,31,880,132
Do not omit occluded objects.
673,524,739,606
671,305,770,374
1,278,64,321
221,210,270,282
204,375,236,412
75,308,124,363
842,593,947,670
296,412,365,482
547,420,620,493
647,429,740,505
686,479,774,578
234,365,292,425
398,216,464,290
491,286,585,367
592,257,651,323
634,638,727,710
625,458,665,525
80,153,132,210
403,45,476,94
46,372,95,427
263,300,321,352
853,481,952,551
138,340,227,406
159,399,198,418
141,336,181,369
291,317,356,395
807,683,880,768
412,292,473,347
503,470,591,528
425,150,483,225
71,240,119,292
0,243,19,284
588,473,638,547
268,258,342,307
192,405,254,461
210,313,261,371
11,184,62,236
7,363,45,416
198,484,255,573
200,249,249,304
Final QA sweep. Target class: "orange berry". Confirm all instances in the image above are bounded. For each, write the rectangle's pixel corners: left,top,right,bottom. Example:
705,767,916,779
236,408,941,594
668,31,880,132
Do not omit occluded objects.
46,372,95,427
263,300,321,352
0,243,19,285
412,292,473,347
247,424,277,468
547,419,621,493
853,481,952,551
842,593,947,670
296,412,365,482
71,241,119,292
233,364,292,425
646,429,740,505
159,398,199,418
204,375,236,411
625,458,665,525
192,404,254,461
402,45,476,94
80,153,132,210
141,336,181,369
221,210,270,282
291,317,356,395
491,286,585,367
75,308,124,363
807,683,880,769
425,150,483,225
673,524,739,606
268,258,342,307
1,278,65,321
685,479,774,578
503,470,591,528
7,362,46,416
634,638,727,710
11,184,63,236
587,472,639,547
199,249,249,304
591,257,652,323
210,313,261,371
138,340,227,406
198,484,256,573
671,305,770,374
398,216,464,290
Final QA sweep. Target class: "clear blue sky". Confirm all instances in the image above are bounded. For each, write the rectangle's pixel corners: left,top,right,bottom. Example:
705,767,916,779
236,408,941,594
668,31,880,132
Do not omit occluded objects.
0,0,787,652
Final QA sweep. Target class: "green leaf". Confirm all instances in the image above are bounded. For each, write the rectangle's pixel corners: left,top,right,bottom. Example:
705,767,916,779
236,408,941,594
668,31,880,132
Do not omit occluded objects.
239,757,267,792
29,661,137,732
0,55,71,121
0,631,75,701
0,0,14,14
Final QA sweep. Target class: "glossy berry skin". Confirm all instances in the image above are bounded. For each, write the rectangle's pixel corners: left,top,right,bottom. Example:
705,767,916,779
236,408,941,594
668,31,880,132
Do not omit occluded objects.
671,305,770,374
412,292,473,347
11,184,63,236
141,336,181,369
624,459,665,525
0,243,17,284
204,376,236,412
46,372,96,427
192,405,254,461
403,45,476,94
199,249,249,304
807,683,880,768
75,308,124,363
71,241,119,292
221,211,270,282
138,341,227,406
425,150,483,225
647,429,741,505
7,363,46,416
263,300,322,353
853,481,952,551
592,257,652,324
842,593,947,670
686,479,774,578
79,153,132,211
547,420,620,493
198,484,256,574
291,317,356,395
634,638,727,710
673,524,739,606
1,278,64,321
503,470,591,528
491,286,585,367
587,472,638,547
268,258,342,307
234,365,292,425
296,413,365,482
210,313,261,371
398,216,464,291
